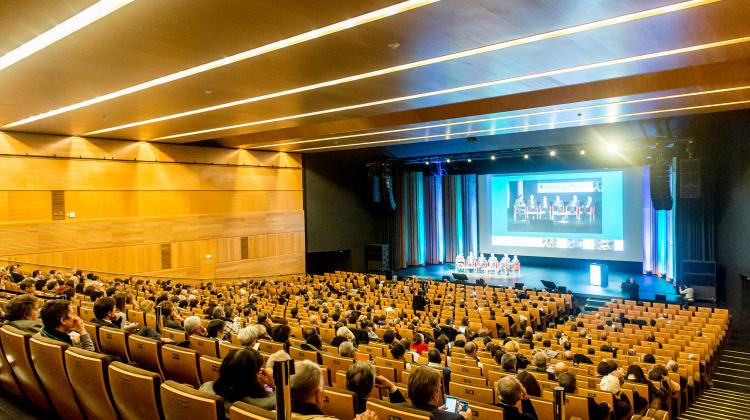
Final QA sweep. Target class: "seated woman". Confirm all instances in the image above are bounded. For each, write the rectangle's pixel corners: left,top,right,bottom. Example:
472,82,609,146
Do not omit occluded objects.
2,294,43,334
516,370,542,398
200,348,275,416
300,333,324,363
626,365,666,413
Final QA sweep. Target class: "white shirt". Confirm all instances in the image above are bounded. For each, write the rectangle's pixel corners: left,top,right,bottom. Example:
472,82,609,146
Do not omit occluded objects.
680,287,695,300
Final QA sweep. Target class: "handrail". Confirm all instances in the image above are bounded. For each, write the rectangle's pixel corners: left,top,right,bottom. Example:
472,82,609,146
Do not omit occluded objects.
0,258,304,283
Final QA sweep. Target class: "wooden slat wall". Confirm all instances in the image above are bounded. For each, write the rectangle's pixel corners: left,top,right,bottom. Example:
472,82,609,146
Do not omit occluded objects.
0,132,304,279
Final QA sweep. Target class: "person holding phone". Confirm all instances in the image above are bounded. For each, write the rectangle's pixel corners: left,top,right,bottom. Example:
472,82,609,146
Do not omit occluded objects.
495,376,538,419
406,366,471,419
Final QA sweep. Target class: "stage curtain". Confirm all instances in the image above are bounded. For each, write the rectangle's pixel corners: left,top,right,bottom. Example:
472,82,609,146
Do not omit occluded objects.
642,164,676,280
443,174,478,262
424,175,444,264
401,172,426,266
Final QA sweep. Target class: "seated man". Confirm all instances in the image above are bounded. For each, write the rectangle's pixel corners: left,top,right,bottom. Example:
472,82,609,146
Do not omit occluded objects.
339,341,357,359
558,372,610,420
175,315,207,347
501,353,517,373
406,366,471,420
37,299,95,351
426,348,451,393
290,360,338,419
495,376,537,420
91,296,163,339
346,361,405,414
4,294,43,334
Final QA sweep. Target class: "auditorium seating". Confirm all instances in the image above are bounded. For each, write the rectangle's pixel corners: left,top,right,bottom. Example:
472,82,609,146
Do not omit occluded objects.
65,346,120,420
0,269,732,420
28,335,85,420
160,380,224,420
0,325,51,411
108,361,163,420
229,401,276,420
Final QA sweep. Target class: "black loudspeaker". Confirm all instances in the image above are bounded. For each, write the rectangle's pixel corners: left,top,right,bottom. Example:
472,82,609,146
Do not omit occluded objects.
383,174,396,211
654,294,667,302
514,282,525,289
679,159,701,199
365,244,389,272
476,278,486,286
369,174,381,204
650,162,673,211
682,260,716,302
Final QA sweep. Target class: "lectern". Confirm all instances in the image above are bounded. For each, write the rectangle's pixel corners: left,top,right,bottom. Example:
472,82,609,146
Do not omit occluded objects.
589,263,609,287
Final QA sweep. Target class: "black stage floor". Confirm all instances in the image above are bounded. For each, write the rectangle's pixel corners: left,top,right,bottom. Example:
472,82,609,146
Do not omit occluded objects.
396,263,680,303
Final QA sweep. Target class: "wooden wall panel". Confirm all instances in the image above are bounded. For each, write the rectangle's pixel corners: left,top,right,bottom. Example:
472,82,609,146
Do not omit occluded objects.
0,132,305,280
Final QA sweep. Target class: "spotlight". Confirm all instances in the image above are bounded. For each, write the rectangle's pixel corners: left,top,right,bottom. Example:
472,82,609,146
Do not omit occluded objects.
550,150,557,156
580,149,586,155
467,158,472,163
424,160,429,165
491,154,496,160
446,158,451,163
523,154,529,159
607,143,619,153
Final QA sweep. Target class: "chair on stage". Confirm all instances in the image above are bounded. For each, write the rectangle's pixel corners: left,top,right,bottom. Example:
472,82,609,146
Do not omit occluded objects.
465,253,476,273
477,254,488,274
455,254,466,273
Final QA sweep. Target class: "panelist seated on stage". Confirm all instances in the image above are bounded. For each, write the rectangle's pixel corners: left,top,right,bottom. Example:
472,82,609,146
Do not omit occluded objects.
465,252,476,271
540,196,550,214
527,194,538,211
513,194,526,211
553,195,565,213
477,254,487,271
511,255,520,271
487,254,499,272
455,254,465,271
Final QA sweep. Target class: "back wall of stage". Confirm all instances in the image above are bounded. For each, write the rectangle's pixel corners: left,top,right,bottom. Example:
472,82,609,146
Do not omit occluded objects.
0,132,305,280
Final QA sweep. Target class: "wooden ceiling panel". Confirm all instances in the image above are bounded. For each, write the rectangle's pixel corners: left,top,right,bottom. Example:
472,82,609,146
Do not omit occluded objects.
0,0,96,54
0,0,402,124
2,0,694,136
1,0,749,153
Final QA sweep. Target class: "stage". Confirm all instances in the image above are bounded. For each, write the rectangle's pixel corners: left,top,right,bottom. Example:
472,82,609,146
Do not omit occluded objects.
396,263,680,303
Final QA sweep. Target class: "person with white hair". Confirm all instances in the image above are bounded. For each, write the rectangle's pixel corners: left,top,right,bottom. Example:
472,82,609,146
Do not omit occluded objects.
176,315,207,347
237,325,261,350
339,341,357,358
290,360,338,419
495,376,537,419
599,375,631,420
331,326,354,347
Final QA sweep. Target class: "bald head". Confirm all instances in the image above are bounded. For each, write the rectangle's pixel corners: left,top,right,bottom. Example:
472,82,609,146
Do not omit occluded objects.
554,362,568,377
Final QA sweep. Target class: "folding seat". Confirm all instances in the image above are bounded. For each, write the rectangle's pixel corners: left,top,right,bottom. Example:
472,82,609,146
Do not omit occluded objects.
219,341,241,358
99,326,131,362
0,335,23,398
366,398,431,420
449,381,495,405
322,352,353,379
28,336,85,420
190,334,220,357
162,344,202,387
161,380,224,420
0,325,52,411
161,327,187,342
65,346,119,420
467,400,504,420
200,355,223,383
83,321,101,352
322,386,356,419
229,401,275,420
108,361,163,420
128,334,164,378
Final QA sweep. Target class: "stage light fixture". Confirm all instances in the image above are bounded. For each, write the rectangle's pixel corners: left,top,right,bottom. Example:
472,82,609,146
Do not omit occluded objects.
523,154,529,159
491,154,496,160
607,143,619,153
580,149,586,155
424,160,429,165
467,158,472,163
550,150,557,156
446,158,451,163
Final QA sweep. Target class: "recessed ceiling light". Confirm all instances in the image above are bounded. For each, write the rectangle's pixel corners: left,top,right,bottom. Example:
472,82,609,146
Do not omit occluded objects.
2,0,437,128
446,158,451,163
151,36,750,141
295,99,750,151
77,0,715,136
424,160,429,165
0,0,133,73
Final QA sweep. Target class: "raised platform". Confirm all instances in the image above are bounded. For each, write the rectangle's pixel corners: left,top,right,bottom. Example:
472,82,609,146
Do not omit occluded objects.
396,263,680,303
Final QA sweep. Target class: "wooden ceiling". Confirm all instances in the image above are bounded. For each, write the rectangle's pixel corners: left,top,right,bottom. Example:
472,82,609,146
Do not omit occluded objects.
2,0,750,153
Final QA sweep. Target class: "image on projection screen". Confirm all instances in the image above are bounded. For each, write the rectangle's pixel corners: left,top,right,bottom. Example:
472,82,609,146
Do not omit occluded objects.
487,170,626,253
507,178,603,235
